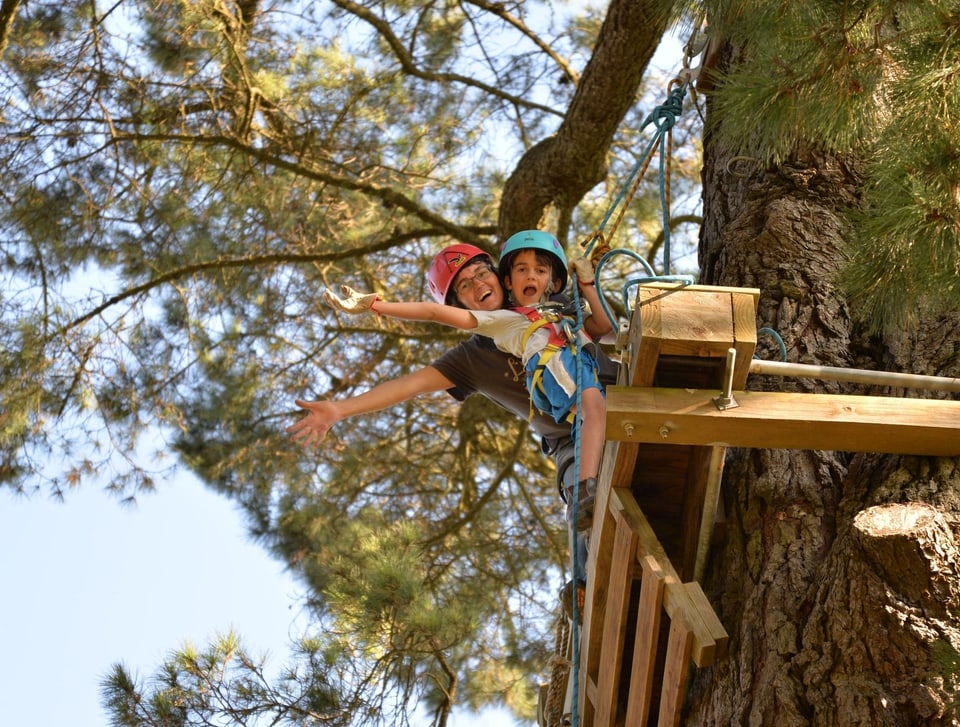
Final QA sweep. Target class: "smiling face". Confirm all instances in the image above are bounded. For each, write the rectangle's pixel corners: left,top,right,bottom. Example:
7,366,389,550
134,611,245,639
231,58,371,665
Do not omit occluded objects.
450,260,505,311
503,249,561,306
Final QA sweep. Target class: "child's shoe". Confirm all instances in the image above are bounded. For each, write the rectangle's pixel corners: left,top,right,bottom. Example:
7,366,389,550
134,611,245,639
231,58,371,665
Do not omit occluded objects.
559,579,586,623
563,478,597,531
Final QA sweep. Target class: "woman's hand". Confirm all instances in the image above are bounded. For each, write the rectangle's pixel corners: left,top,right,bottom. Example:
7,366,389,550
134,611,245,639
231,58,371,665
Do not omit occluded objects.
323,285,379,314
287,399,340,446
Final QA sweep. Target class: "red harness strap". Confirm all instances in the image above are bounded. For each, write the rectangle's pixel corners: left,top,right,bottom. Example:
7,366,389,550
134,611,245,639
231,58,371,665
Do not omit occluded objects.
514,305,570,351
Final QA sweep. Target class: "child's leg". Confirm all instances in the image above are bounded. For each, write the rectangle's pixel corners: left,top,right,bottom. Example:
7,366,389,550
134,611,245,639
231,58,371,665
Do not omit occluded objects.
577,387,606,480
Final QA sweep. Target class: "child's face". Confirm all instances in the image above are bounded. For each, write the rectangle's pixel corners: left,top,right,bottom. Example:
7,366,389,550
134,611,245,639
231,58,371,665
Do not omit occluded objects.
504,249,560,306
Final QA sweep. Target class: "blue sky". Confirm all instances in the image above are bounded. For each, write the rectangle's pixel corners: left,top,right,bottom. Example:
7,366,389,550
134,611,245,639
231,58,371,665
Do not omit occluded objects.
0,472,522,727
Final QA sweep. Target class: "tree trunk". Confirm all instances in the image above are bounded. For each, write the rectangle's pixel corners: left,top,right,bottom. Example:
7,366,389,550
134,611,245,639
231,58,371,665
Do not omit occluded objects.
688,62,960,725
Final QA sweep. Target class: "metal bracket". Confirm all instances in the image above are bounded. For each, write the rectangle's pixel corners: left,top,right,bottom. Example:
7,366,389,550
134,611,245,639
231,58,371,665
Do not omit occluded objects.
713,347,739,410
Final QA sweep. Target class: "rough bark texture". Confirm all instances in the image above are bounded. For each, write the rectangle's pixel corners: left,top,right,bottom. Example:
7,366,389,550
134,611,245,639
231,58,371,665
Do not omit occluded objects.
686,49,960,726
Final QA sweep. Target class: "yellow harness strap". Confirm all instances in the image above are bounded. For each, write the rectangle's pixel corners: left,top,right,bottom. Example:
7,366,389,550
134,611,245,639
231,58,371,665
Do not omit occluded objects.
520,316,553,350
522,317,577,425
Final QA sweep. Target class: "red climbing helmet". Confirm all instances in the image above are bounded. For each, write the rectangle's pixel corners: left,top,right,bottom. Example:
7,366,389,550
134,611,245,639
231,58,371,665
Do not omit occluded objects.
499,229,568,291
427,243,494,303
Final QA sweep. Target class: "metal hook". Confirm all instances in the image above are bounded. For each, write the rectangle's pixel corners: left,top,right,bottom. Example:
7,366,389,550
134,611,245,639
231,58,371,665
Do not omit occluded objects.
678,18,712,84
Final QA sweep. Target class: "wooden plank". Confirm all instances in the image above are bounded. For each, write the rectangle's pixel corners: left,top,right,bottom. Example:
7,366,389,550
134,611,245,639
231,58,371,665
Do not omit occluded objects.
625,555,666,727
628,285,759,388
594,513,639,727
640,288,735,359
608,439,640,490
658,616,694,727
630,288,662,386
581,443,629,725
636,281,763,298
679,447,712,582
613,487,671,567
627,282,759,379
611,488,723,666
632,286,759,357
694,447,727,583
730,293,758,387
578,674,599,727
662,581,720,668
606,387,960,456
684,582,729,660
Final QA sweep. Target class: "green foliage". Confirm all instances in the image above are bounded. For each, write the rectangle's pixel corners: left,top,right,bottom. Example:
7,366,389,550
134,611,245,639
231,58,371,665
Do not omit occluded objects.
0,0,701,723
706,0,960,331
101,631,353,726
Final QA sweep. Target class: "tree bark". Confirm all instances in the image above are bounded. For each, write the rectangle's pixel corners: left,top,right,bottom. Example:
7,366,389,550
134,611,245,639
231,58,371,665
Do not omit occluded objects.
795,501,960,726
688,47,960,726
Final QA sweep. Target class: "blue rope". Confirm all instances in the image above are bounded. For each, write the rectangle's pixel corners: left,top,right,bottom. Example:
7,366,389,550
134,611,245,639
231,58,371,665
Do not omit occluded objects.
564,81,690,727
581,82,689,270
590,248,695,325
650,87,686,276
566,264,590,727
757,327,788,361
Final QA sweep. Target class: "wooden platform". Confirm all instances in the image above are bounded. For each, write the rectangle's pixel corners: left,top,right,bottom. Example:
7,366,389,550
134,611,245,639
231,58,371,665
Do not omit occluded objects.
577,282,758,727
540,280,960,727
613,282,759,580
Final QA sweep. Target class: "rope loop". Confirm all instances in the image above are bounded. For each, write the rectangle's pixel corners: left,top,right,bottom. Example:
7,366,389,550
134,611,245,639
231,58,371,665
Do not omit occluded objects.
757,327,788,361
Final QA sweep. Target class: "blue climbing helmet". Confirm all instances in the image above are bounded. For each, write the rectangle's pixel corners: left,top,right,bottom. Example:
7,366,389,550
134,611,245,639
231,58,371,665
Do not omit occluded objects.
498,229,568,292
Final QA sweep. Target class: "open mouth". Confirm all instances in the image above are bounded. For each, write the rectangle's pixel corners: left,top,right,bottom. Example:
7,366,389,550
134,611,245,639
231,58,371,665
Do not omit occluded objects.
523,285,539,298
477,289,492,302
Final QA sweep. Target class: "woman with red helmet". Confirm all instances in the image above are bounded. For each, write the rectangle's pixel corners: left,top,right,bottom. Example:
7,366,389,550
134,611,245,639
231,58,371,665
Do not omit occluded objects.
426,242,496,306
288,232,618,601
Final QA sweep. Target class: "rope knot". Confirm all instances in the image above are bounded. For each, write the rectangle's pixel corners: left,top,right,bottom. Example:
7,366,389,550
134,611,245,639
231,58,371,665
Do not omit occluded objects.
644,84,687,131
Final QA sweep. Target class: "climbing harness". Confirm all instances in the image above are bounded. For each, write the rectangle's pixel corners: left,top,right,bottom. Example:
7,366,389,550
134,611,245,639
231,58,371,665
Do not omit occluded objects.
517,304,581,425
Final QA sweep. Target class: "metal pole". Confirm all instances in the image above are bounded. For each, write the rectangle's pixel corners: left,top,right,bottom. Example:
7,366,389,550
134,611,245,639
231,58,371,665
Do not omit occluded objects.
749,359,960,393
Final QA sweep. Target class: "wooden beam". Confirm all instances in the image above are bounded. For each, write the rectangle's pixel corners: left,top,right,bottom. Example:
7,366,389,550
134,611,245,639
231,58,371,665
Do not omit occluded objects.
627,283,759,388
580,443,625,725
594,512,639,727
693,447,726,584
658,617,694,727
626,555,666,727
605,387,960,456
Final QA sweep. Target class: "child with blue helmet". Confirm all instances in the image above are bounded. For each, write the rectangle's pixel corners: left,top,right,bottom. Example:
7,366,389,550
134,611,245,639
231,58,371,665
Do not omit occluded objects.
323,229,612,531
